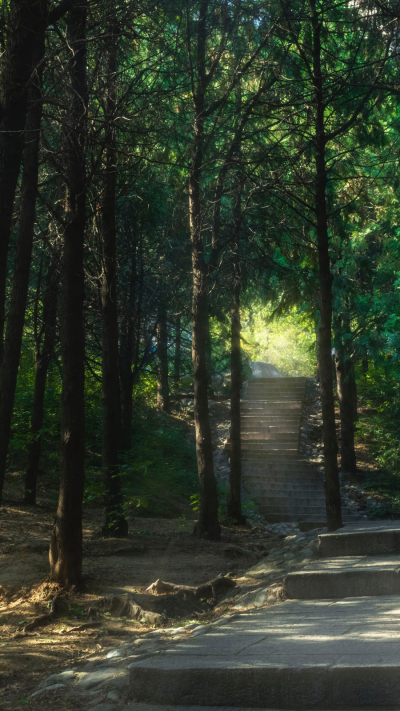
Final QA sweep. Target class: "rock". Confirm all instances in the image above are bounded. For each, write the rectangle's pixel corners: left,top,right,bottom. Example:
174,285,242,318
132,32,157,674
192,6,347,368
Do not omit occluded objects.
253,589,267,607
302,548,314,558
107,674,129,690
76,668,118,691
107,689,120,701
31,684,65,697
89,705,117,711
106,649,124,659
184,622,201,631
39,670,76,688
191,625,209,636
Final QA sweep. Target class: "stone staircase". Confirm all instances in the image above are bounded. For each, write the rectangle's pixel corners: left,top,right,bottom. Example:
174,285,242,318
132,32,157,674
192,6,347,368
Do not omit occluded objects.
236,376,358,527
128,521,400,710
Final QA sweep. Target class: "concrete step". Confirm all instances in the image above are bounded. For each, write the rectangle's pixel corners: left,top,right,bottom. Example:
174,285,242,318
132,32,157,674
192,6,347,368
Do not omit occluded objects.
234,445,299,453
318,521,400,557
243,395,305,401
243,449,299,462
240,432,299,440
242,481,323,492
259,504,328,515
265,512,358,524
244,392,305,399
265,513,326,523
242,459,320,468
241,418,301,426
241,441,299,449
242,400,303,407
255,495,326,506
128,597,400,709
244,481,324,490
242,466,323,474
285,555,400,599
241,422,299,439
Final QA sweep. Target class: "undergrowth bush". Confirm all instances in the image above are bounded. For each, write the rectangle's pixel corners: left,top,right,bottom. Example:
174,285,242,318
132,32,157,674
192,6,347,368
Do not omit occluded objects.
356,362,400,501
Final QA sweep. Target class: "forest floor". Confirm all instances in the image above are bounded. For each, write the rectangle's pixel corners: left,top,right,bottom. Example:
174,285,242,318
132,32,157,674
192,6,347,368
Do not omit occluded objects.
0,507,282,709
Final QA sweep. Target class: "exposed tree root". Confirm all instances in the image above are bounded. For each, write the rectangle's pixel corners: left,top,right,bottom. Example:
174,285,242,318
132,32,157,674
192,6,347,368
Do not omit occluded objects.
13,595,59,637
145,573,236,601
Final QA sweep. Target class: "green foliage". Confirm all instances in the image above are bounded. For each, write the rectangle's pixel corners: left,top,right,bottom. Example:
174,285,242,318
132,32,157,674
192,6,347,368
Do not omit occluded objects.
356,363,400,501
241,305,317,377
122,406,199,518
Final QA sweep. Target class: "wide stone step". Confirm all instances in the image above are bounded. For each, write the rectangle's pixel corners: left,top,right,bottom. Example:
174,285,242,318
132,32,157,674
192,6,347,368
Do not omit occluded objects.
244,481,324,491
242,400,303,406
256,496,326,508
259,503,328,515
240,434,299,442
244,393,305,400
266,513,328,523
243,393,305,400
242,465,322,474
242,424,299,431
242,459,320,468
243,481,323,492
129,596,400,709
241,417,301,425
241,451,306,459
285,555,400,599
243,472,322,483
235,445,299,453
319,521,400,557
265,512,358,524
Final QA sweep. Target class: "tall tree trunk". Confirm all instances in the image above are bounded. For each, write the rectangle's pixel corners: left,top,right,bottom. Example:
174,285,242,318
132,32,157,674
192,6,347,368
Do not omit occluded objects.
335,348,357,474
119,251,136,451
334,313,357,474
24,252,59,505
190,0,220,541
205,305,213,391
350,364,358,422
156,302,170,412
174,313,181,388
227,233,244,523
311,0,342,531
100,24,128,536
50,0,87,585
0,0,46,362
0,24,45,504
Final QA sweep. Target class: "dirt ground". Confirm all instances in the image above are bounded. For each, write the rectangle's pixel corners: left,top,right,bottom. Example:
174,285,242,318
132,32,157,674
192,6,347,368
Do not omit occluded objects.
0,505,276,709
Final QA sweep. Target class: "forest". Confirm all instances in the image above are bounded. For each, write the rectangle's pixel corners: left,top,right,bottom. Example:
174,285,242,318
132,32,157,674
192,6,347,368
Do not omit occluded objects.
1,0,400,596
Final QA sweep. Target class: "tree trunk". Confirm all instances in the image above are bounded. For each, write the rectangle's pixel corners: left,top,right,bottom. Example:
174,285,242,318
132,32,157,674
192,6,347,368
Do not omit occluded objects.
350,364,358,422
174,313,181,388
156,302,170,412
335,348,357,474
0,24,45,504
227,244,244,523
311,0,342,531
119,251,136,451
100,24,128,537
24,253,59,505
49,0,87,585
205,305,213,391
190,0,220,541
0,0,46,362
